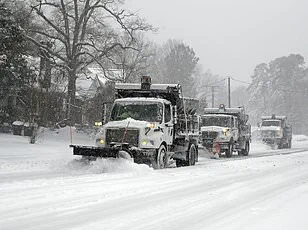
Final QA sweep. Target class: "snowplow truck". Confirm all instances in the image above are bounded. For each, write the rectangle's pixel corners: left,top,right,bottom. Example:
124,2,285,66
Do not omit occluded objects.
200,104,251,157
259,115,292,149
70,76,200,169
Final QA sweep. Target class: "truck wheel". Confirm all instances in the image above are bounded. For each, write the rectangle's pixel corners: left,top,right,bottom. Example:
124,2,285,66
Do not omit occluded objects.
195,146,199,162
288,140,292,148
225,142,233,158
176,144,197,167
154,145,167,169
242,141,250,156
187,144,197,166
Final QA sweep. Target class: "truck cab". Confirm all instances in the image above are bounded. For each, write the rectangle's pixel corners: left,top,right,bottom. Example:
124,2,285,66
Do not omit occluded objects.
201,114,238,145
95,97,174,151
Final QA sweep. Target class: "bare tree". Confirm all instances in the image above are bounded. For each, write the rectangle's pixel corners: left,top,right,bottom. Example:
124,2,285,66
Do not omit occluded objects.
106,33,156,83
24,0,153,122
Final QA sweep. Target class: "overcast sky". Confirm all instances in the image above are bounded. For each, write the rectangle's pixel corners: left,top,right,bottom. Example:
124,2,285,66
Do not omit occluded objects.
126,0,308,85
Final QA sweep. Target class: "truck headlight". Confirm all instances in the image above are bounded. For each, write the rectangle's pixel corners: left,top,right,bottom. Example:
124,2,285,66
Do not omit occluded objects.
147,123,156,129
276,130,282,137
222,128,230,136
96,138,105,146
141,139,154,146
142,139,148,145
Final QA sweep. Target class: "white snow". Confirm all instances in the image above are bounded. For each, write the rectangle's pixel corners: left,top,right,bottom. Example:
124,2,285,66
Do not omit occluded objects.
1,128,308,230
12,121,24,126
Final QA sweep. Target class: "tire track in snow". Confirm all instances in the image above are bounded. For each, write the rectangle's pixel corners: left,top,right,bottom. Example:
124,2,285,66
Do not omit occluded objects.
1,153,308,230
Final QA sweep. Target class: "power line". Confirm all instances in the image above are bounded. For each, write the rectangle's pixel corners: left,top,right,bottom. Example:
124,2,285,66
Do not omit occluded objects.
230,77,308,94
198,78,227,88
230,77,251,85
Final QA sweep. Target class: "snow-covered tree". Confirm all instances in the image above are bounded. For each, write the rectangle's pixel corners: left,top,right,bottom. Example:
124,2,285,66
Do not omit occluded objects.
162,40,199,97
247,54,308,133
24,0,153,123
0,1,36,123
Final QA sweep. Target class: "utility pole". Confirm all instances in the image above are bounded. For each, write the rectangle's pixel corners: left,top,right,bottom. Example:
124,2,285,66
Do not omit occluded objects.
228,76,231,108
211,86,215,108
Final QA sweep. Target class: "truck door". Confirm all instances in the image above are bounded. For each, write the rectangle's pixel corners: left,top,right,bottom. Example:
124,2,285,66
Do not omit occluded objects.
164,103,173,145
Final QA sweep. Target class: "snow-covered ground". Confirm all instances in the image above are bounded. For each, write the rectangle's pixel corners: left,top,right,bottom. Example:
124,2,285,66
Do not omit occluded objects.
1,128,308,230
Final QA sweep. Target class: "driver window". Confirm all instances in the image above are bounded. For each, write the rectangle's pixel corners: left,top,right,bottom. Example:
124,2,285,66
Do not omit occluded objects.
164,104,171,122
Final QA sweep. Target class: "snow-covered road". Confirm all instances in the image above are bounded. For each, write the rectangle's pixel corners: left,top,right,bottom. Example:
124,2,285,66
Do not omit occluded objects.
1,129,308,230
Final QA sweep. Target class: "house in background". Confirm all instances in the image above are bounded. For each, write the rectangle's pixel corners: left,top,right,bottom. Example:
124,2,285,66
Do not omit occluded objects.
75,68,123,125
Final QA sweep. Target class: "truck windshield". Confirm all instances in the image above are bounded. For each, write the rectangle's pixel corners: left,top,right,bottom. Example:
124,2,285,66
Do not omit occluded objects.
110,101,163,123
201,116,231,127
262,120,281,127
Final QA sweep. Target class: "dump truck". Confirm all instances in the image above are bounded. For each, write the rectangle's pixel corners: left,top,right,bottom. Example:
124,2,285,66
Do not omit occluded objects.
70,76,200,169
259,115,292,149
200,104,251,158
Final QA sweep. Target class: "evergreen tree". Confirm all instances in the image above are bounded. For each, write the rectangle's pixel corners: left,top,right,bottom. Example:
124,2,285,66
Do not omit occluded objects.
162,40,199,97
247,54,308,133
0,1,36,122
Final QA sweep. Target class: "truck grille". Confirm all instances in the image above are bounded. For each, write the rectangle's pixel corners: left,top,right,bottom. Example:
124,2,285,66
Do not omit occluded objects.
262,130,276,138
106,128,139,147
202,131,218,139
201,131,218,148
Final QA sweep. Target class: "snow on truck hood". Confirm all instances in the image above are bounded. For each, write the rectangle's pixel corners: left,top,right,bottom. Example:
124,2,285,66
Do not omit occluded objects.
260,126,281,131
201,126,227,132
115,97,169,104
104,118,156,129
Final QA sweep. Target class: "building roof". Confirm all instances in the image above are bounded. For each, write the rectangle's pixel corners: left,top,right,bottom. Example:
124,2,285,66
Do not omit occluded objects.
76,68,123,98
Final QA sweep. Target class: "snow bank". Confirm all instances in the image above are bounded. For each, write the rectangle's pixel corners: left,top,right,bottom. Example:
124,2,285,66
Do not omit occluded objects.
0,128,152,182
65,158,153,175
293,134,308,142
35,126,96,145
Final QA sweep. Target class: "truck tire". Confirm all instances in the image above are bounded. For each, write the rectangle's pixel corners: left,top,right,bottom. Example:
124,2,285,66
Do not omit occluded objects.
241,141,250,156
225,142,233,158
288,140,292,148
277,141,283,149
154,145,167,169
176,144,197,167
195,145,199,162
187,144,197,166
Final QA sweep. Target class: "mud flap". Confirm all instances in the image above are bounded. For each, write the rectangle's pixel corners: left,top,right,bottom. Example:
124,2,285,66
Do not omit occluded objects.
210,143,220,159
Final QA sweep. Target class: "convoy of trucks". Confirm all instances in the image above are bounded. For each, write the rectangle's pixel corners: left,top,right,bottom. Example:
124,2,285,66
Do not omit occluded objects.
70,76,292,168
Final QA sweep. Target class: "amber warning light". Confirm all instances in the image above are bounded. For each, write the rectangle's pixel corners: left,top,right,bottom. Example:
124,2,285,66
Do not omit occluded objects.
141,76,151,90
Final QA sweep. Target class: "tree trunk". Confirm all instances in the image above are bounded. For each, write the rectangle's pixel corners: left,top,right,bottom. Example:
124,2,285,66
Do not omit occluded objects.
67,70,77,125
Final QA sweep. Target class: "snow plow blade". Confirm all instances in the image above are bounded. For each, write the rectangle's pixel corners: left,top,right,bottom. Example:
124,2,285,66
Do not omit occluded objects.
70,145,119,158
